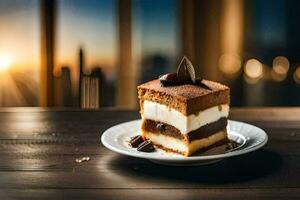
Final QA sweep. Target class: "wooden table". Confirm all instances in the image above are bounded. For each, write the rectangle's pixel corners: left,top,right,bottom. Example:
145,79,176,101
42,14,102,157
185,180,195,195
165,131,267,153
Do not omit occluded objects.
0,107,299,199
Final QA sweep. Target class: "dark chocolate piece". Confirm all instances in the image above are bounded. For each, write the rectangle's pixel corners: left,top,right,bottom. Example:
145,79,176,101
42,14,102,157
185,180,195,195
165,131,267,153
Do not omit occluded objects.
226,141,241,151
177,56,193,83
158,56,211,90
159,73,179,87
129,135,144,148
159,73,211,90
137,140,155,152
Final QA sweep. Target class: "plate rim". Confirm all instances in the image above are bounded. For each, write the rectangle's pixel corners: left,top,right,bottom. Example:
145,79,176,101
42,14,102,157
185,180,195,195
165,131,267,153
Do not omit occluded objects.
101,119,268,161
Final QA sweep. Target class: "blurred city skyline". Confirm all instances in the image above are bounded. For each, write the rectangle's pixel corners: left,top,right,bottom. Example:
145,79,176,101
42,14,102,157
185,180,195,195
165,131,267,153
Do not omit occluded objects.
0,0,178,80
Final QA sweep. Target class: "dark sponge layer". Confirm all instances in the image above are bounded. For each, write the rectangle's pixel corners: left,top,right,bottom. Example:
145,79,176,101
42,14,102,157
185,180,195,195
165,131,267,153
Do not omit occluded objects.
141,118,227,142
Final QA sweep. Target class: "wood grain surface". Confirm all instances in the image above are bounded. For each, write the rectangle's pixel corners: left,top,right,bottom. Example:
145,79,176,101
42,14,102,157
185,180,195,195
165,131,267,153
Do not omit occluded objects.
0,107,299,199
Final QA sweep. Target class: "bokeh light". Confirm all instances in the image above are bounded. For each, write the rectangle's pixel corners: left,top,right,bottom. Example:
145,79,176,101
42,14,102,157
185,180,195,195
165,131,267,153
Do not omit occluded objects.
218,53,241,76
293,67,300,84
244,59,263,79
271,70,286,82
272,56,289,75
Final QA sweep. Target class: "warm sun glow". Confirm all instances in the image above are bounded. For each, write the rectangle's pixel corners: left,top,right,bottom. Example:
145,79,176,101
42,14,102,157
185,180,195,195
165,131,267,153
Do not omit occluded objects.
0,54,12,71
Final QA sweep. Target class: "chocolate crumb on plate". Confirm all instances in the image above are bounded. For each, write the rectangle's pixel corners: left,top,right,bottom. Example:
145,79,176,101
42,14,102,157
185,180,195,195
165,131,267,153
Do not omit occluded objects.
129,135,144,148
75,156,91,163
226,141,241,151
137,140,155,152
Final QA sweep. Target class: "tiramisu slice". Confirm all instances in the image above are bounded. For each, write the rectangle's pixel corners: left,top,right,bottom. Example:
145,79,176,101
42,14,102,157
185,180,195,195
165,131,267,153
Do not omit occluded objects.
137,57,230,156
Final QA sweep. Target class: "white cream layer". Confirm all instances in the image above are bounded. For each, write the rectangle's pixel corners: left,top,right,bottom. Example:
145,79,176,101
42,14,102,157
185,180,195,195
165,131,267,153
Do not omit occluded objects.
143,131,187,153
142,100,229,134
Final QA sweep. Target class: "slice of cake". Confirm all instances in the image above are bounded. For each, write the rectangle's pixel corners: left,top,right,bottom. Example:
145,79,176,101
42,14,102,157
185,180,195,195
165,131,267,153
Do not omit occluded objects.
137,57,230,156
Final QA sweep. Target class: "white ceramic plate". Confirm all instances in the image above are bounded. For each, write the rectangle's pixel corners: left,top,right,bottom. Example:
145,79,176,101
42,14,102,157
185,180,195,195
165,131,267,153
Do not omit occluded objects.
101,120,268,166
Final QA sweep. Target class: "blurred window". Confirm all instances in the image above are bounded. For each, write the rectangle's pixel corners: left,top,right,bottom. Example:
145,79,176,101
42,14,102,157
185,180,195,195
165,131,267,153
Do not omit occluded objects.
133,0,179,83
0,0,40,106
56,0,117,106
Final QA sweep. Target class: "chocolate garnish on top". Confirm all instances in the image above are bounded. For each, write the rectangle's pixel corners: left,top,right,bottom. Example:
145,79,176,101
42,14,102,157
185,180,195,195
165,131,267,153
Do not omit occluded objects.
159,73,179,87
159,56,211,90
177,56,198,84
